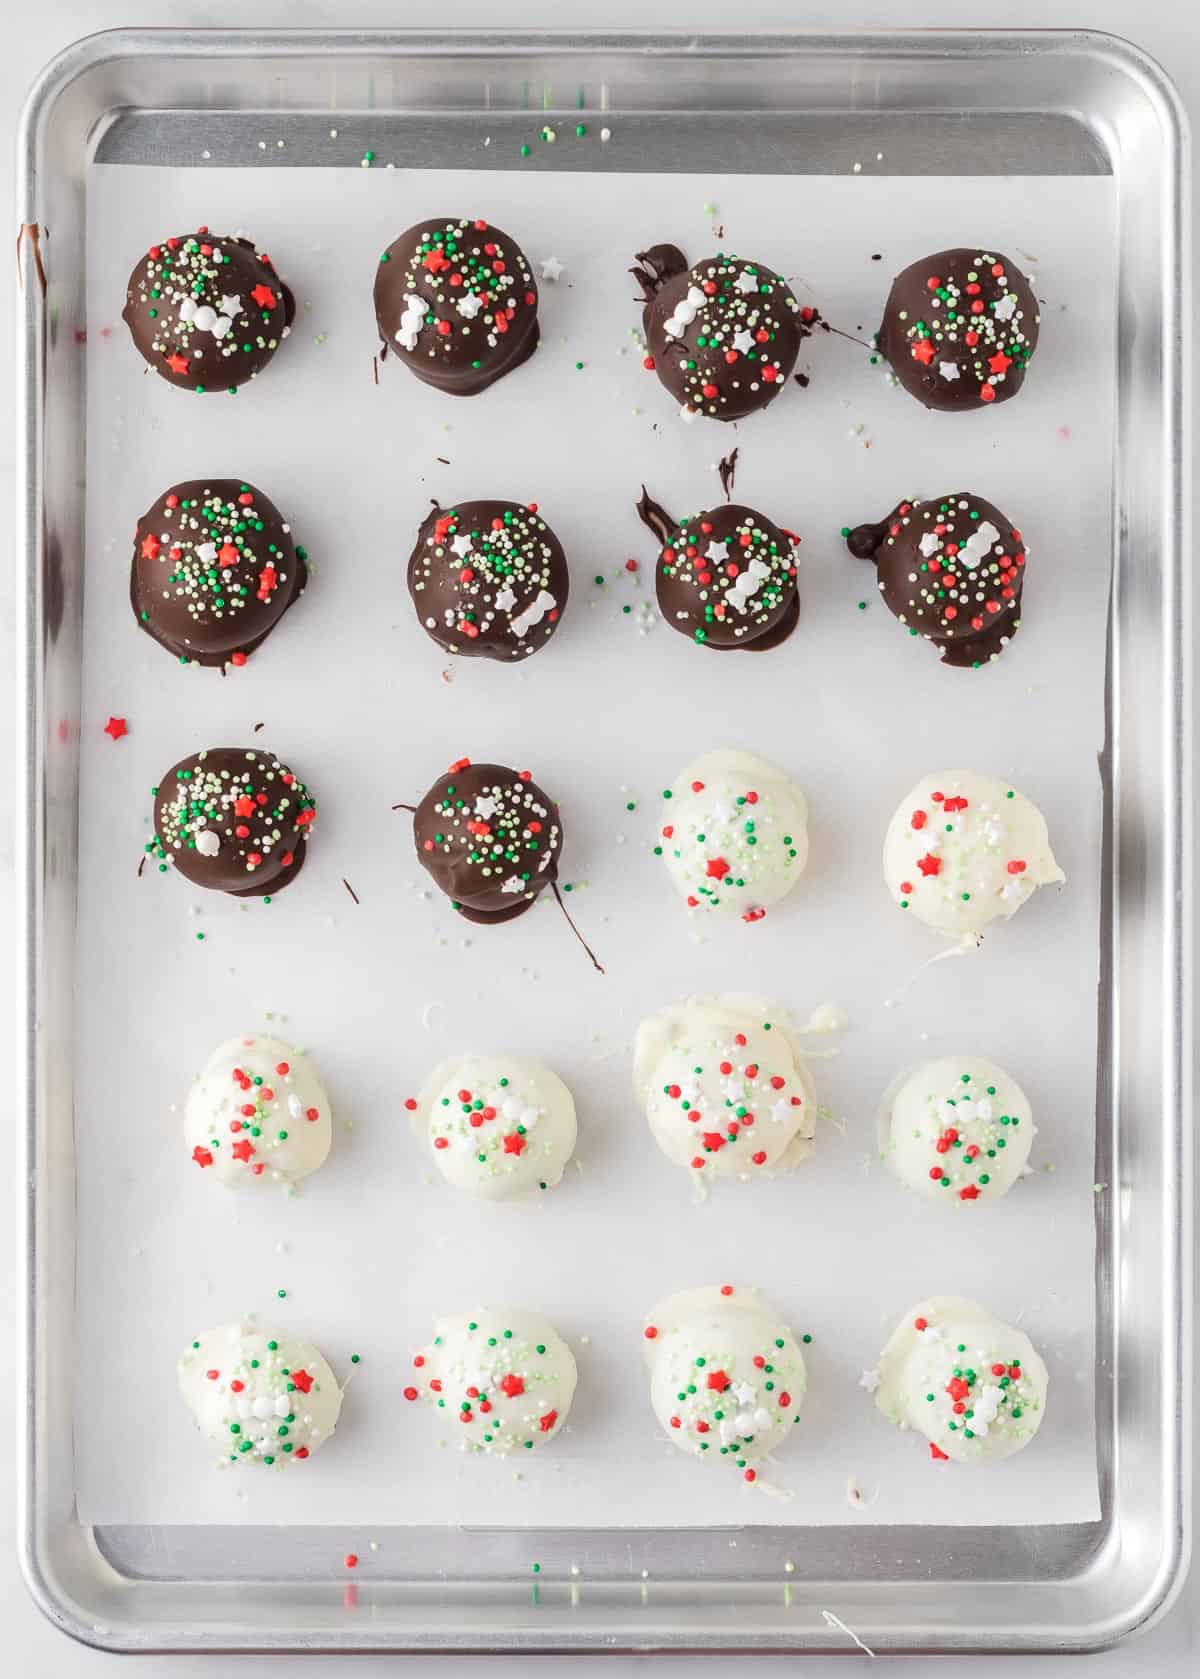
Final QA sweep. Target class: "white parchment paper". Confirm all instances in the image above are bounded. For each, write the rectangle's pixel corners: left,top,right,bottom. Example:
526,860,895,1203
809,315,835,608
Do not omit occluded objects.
76,163,1111,1527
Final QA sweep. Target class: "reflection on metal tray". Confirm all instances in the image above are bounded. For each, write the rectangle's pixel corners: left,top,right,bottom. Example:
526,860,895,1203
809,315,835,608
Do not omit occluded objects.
16,28,1191,1655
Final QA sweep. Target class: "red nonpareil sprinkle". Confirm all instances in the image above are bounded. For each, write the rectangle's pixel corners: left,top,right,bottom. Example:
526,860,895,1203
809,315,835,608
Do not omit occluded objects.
979,383,996,402
914,1317,929,1332
230,1380,244,1393
103,716,128,741
644,1325,658,1340
295,1447,309,1459
205,1368,219,1381
344,1554,358,1570
744,1469,757,1483
778,1392,791,1407
1007,859,1027,874
404,1098,417,1111
433,1137,448,1150
403,1386,419,1401
720,1284,734,1296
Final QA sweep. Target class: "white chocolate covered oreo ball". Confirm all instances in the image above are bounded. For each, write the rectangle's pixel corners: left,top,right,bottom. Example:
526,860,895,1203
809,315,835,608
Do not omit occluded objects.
868,1295,1048,1463
656,749,808,921
642,1284,807,1485
406,1308,576,1455
185,1034,332,1187
882,1056,1034,1204
408,1054,577,1200
634,995,817,1183
178,1321,342,1467
883,770,1063,937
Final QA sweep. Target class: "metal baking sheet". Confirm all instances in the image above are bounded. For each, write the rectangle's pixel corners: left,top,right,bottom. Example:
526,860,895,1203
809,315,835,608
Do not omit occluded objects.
17,28,1191,1655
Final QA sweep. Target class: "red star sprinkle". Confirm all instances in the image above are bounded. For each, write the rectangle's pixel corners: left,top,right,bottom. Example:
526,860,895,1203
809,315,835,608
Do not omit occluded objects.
916,853,941,877
250,284,277,309
910,337,936,366
234,795,255,817
165,353,189,375
988,351,1012,374
499,1373,525,1398
539,1409,558,1433
930,1443,950,1461
140,533,161,560
502,1132,526,1156
705,1369,731,1392
231,1137,255,1162
291,1368,313,1393
103,717,128,741
192,1146,213,1168
705,856,729,879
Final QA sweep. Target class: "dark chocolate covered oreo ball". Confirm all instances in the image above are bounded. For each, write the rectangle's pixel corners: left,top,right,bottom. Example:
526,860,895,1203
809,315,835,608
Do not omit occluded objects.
846,492,1026,668
876,248,1039,411
636,488,800,650
122,228,294,393
407,500,568,660
413,760,561,924
150,747,316,898
633,244,810,422
131,480,307,670
375,216,539,396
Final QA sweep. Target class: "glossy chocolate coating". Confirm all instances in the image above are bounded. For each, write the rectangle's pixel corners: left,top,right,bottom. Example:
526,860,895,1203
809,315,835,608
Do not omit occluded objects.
876,247,1039,411
122,229,294,392
413,761,561,923
407,500,568,660
634,244,808,421
151,746,316,897
131,480,306,669
846,491,1026,667
375,216,539,396
637,489,800,651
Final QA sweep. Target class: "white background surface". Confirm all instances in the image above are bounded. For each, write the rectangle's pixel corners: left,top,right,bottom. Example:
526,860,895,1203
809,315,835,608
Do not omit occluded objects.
75,161,1109,1531
4,0,1196,1673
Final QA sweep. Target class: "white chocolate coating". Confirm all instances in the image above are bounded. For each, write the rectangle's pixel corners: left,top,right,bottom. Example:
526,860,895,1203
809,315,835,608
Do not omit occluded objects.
409,1308,576,1455
883,770,1063,937
185,1034,331,1188
882,1056,1035,1204
870,1295,1048,1464
178,1321,342,1467
634,995,817,1181
657,749,808,920
411,1054,577,1200
642,1285,807,1480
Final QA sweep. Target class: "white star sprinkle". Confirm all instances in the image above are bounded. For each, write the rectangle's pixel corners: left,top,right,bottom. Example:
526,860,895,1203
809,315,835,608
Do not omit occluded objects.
859,1368,881,1394
219,294,242,318
732,328,755,354
539,256,564,282
450,533,474,558
938,360,960,381
735,269,759,294
704,539,728,563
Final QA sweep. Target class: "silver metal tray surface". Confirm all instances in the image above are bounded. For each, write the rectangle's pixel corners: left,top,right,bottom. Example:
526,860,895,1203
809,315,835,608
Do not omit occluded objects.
16,27,1193,1655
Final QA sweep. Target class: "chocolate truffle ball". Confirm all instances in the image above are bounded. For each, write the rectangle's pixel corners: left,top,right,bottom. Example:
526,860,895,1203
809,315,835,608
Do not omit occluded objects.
876,248,1039,411
413,760,561,924
131,480,307,670
846,492,1026,668
375,216,538,396
407,500,568,660
637,489,800,650
150,746,316,898
122,228,294,393
633,244,809,422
